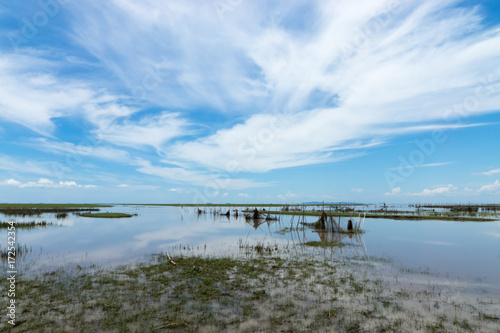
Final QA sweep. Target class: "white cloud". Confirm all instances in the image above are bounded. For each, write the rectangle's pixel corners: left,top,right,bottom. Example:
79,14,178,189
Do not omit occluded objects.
481,168,500,176
351,188,364,193
238,193,250,197
387,162,453,171
169,188,192,194
135,160,271,190
387,184,457,196
385,187,401,196
63,0,500,176
0,53,94,135
2,0,500,192
1,179,21,186
33,138,133,163
412,184,457,196
277,191,297,200
85,104,190,150
70,1,267,111
386,181,500,197
477,180,500,194
0,178,97,189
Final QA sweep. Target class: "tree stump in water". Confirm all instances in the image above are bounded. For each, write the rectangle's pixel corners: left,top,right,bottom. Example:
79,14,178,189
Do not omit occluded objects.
347,219,353,231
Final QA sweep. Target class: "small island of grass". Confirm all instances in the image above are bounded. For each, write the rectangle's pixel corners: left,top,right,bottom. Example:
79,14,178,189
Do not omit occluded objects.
79,212,135,218
304,241,347,248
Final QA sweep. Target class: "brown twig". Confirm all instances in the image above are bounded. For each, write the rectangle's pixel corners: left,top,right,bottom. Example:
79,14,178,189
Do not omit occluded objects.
166,251,177,266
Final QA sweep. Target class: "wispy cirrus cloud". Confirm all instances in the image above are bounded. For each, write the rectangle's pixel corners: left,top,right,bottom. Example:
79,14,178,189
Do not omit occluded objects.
33,138,133,163
0,154,67,177
66,0,500,174
480,168,500,176
387,162,453,171
1,0,500,194
0,53,95,136
135,160,271,190
84,103,190,150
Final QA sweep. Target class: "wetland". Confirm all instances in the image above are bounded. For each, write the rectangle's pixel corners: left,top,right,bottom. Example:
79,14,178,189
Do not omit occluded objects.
0,203,499,332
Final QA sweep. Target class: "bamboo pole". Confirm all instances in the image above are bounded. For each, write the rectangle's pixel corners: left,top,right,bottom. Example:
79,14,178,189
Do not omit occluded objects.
361,212,366,231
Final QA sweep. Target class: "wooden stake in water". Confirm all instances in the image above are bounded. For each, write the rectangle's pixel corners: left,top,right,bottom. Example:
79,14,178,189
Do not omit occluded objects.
360,213,366,231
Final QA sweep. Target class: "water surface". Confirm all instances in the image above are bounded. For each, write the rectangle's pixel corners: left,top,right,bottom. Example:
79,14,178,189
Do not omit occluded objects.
1,205,499,294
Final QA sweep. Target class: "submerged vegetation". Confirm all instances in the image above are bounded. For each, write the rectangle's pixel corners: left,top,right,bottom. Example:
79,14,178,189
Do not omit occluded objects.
0,202,498,331
1,251,498,332
304,240,347,248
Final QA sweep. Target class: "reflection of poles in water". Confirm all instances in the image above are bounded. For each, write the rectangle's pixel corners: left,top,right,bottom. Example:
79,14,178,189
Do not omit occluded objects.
311,229,367,258
314,230,345,243
289,225,299,257
353,233,367,257
356,232,368,255
294,227,307,252
245,218,267,230
266,219,273,234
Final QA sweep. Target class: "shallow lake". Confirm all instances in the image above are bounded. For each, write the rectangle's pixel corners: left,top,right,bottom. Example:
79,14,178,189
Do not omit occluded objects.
1,205,499,295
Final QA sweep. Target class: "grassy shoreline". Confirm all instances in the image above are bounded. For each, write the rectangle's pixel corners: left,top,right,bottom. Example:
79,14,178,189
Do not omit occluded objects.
0,204,111,208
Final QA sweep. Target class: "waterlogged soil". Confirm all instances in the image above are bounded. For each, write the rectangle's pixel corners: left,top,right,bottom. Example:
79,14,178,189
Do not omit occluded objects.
1,252,499,332
1,205,499,332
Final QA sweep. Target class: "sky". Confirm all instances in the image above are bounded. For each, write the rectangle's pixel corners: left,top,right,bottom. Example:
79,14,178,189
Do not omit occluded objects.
0,0,499,204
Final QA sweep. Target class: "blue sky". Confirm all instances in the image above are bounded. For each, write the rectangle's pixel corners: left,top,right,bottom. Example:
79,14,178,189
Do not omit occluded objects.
0,0,499,204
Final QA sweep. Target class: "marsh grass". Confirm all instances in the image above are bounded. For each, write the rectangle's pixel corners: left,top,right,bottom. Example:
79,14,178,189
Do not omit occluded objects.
0,207,101,217
1,249,498,332
0,204,110,209
0,243,31,262
0,221,54,229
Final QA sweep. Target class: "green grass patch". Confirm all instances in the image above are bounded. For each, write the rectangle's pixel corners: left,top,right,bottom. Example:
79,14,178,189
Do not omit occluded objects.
304,241,347,248
79,212,135,218
0,221,54,229
0,203,111,208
